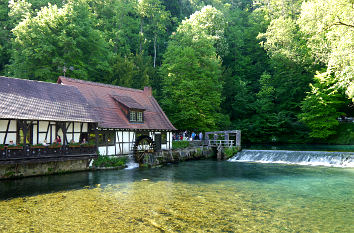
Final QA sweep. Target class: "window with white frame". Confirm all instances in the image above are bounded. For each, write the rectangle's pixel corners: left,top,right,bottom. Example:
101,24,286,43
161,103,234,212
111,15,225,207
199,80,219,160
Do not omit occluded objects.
137,111,143,122
130,111,136,122
129,111,143,123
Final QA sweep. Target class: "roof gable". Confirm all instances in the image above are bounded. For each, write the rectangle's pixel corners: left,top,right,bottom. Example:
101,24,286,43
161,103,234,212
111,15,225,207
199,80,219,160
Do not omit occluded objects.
58,76,176,130
111,95,145,110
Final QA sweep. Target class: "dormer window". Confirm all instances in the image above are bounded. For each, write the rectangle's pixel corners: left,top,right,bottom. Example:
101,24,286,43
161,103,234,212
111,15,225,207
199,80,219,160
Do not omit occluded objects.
137,111,143,122
111,95,145,123
130,111,137,122
129,110,143,123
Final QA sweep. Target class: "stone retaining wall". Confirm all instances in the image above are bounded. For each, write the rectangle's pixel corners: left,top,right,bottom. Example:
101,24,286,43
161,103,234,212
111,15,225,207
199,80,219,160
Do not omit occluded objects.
141,146,214,167
0,159,92,179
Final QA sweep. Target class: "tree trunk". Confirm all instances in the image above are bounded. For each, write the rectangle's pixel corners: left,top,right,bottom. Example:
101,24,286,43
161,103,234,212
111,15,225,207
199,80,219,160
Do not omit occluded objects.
140,18,144,53
153,35,157,68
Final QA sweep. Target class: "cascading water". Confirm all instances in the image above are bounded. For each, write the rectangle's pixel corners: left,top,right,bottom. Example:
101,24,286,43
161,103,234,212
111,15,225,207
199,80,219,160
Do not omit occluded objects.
228,150,354,167
125,154,139,169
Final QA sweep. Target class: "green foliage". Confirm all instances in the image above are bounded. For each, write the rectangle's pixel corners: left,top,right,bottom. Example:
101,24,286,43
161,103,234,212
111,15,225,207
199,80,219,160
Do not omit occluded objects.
0,0,352,144
224,146,239,159
93,156,127,168
327,123,354,145
299,72,347,138
9,0,111,82
161,6,225,132
172,141,190,149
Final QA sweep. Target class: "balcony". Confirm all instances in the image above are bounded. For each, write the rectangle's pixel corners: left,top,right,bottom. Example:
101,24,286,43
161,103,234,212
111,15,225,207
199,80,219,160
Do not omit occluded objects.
0,144,97,164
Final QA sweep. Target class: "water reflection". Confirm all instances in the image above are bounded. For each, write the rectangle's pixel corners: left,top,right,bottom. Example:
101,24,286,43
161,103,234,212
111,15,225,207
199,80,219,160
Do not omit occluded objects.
1,160,352,200
0,160,353,232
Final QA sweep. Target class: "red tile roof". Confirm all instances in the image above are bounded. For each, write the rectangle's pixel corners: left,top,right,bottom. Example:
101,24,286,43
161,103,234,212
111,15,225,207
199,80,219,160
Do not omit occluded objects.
111,95,145,110
0,76,98,123
58,77,176,131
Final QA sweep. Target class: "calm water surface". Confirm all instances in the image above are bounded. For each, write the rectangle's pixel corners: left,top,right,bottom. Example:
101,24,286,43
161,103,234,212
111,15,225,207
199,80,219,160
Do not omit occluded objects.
0,160,353,232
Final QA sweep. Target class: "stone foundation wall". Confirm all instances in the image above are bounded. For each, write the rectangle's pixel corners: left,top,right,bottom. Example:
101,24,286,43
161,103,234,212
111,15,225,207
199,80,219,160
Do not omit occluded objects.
0,159,91,179
142,146,214,167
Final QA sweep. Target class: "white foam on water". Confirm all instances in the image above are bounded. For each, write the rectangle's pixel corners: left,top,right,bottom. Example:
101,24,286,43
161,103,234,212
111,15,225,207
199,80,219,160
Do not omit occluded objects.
228,150,354,167
125,155,139,170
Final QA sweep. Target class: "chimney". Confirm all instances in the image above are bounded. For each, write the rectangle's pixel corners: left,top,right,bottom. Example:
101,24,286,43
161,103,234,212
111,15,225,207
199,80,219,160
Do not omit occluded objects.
144,86,152,97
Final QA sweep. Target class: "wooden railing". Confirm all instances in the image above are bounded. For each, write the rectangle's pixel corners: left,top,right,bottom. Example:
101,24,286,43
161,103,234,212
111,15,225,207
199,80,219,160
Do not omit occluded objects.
0,145,97,161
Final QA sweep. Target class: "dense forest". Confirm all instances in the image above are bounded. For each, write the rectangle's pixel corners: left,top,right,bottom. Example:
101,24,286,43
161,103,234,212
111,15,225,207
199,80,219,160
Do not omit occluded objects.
0,0,353,143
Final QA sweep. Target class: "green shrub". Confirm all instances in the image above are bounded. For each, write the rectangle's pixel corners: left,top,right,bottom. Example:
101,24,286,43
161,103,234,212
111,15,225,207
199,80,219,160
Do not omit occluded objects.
93,156,127,168
224,146,240,159
172,141,190,149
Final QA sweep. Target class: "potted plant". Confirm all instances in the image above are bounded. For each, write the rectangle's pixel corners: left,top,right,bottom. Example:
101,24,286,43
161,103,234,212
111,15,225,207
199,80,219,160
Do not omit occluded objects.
48,142,62,149
30,144,47,156
47,142,62,155
0,144,6,158
68,142,81,148
81,141,96,154
67,142,81,155
7,144,24,157
30,144,46,149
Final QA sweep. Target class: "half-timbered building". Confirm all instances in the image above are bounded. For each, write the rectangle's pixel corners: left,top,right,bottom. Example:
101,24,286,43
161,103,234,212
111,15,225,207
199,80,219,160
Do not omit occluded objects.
0,76,99,162
58,77,176,158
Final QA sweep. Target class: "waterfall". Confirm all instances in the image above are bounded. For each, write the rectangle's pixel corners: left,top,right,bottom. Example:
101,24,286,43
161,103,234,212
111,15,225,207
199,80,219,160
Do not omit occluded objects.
125,155,139,170
228,150,354,167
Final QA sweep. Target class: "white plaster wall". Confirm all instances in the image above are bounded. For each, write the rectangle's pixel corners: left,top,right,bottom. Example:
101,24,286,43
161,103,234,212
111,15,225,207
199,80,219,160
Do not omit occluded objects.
98,146,106,156
51,125,56,143
0,120,7,131
82,123,88,132
0,120,16,131
38,121,49,144
39,133,46,143
33,126,38,144
66,134,73,142
9,120,16,131
168,132,173,149
66,122,73,132
123,132,129,142
39,121,49,132
0,133,4,144
107,146,115,155
150,132,155,140
131,132,135,141
73,133,80,143
123,143,130,154
74,122,80,132
5,133,16,144
0,120,17,144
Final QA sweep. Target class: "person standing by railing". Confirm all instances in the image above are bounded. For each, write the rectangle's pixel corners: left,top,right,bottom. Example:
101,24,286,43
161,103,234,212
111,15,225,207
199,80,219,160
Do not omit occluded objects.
199,132,203,141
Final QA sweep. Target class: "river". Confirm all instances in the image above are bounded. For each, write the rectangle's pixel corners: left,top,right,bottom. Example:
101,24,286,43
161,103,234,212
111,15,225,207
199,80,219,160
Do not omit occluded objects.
0,159,353,232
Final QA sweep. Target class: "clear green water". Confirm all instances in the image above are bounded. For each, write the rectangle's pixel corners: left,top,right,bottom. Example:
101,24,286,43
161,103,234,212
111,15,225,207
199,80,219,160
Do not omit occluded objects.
0,160,353,232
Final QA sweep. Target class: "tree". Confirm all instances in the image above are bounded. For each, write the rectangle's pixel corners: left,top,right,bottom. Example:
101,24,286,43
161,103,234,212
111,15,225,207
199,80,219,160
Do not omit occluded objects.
9,0,111,82
137,0,172,67
161,6,226,131
0,0,11,75
297,0,354,100
299,72,348,138
89,0,140,55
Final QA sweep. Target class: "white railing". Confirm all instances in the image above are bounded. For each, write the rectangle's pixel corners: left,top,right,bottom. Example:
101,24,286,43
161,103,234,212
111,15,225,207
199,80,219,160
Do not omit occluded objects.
208,140,234,148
